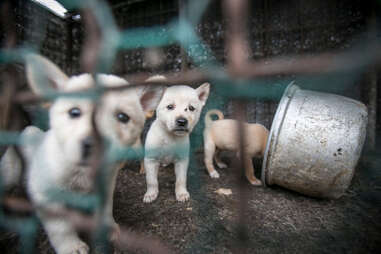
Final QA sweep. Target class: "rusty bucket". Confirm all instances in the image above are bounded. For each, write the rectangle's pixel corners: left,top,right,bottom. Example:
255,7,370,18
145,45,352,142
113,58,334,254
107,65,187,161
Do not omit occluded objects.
261,82,368,199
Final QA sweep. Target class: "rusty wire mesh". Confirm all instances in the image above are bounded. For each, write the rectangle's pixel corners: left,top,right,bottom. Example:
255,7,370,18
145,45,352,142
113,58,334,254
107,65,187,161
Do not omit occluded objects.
0,0,380,253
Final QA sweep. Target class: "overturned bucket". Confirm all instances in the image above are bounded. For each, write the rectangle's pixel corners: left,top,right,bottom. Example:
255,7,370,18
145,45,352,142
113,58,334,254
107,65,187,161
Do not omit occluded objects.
261,82,368,199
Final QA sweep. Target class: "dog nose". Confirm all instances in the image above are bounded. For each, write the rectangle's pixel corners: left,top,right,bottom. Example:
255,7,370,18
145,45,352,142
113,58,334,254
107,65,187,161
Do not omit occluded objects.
81,136,94,159
176,117,188,127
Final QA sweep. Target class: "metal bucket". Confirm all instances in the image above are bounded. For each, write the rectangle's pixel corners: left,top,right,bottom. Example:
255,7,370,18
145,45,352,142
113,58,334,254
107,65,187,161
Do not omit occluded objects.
261,82,368,199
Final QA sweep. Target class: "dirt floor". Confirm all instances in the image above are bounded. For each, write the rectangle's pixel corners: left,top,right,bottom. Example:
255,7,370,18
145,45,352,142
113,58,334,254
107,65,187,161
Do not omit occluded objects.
1,150,381,254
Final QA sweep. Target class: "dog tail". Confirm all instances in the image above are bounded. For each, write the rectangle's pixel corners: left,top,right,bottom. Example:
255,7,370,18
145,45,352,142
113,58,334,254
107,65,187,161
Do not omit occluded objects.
205,109,224,128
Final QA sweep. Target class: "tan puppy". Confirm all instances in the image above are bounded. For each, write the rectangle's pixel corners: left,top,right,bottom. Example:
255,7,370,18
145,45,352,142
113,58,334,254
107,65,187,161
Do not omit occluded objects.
203,109,269,185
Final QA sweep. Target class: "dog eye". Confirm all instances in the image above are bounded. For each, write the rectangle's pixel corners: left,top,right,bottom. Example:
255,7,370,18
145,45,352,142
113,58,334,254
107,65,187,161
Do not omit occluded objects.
68,107,81,118
188,105,195,111
116,112,130,123
167,104,174,110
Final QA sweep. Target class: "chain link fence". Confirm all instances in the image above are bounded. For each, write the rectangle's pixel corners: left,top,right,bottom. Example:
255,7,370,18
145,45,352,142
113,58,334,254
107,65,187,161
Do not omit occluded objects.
1,0,380,253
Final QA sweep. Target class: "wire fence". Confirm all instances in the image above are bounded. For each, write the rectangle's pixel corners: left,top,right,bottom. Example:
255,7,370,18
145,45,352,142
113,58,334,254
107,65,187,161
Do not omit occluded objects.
0,0,380,253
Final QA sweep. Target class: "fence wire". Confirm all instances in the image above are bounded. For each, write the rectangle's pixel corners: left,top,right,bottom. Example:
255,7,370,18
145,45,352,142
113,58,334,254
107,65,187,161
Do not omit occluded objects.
0,0,380,253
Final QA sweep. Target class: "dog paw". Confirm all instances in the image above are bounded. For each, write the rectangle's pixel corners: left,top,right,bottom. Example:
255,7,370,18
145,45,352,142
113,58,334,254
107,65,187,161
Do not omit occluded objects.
249,178,262,186
176,190,190,202
209,170,220,178
70,242,89,254
217,163,228,169
143,189,158,203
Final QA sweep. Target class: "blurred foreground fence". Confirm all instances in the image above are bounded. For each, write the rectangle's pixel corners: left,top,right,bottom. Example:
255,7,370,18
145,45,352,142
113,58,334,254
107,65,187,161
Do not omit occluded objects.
0,0,380,253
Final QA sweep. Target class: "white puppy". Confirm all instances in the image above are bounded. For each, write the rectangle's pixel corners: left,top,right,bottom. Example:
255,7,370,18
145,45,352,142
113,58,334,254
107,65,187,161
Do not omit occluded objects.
143,80,210,203
0,54,163,254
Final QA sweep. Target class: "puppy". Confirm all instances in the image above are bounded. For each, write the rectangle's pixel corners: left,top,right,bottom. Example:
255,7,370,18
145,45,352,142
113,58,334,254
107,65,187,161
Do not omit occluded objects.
143,81,210,203
0,54,163,254
203,109,269,186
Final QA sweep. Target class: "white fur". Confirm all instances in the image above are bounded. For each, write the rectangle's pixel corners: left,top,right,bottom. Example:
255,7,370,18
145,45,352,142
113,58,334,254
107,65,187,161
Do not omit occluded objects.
143,82,210,203
0,54,163,254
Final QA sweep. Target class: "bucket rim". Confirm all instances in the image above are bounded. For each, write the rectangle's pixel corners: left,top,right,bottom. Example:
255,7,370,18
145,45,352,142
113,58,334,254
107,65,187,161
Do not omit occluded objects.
261,81,299,186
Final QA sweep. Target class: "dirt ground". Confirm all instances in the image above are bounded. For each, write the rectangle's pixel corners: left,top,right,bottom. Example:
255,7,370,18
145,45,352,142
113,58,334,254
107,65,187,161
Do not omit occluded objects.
1,150,381,254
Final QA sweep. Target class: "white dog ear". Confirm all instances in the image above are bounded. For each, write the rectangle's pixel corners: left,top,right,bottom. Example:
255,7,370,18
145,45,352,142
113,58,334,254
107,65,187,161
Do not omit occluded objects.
139,86,165,114
137,74,167,113
25,54,69,95
196,82,210,106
